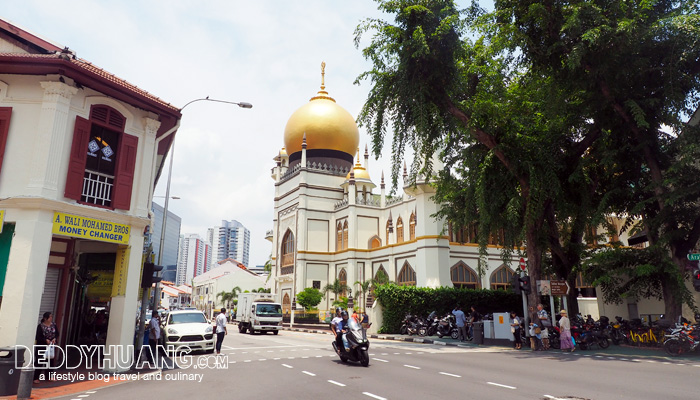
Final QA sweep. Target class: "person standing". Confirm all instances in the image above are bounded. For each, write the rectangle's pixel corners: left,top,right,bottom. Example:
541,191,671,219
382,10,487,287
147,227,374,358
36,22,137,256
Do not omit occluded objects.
452,306,468,342
528,306,543,351
558,310,574,352
148,311,161,363
537,304,551,350
510,311,522,350
215,307,228,355
34,312,59,383
468,306,481,339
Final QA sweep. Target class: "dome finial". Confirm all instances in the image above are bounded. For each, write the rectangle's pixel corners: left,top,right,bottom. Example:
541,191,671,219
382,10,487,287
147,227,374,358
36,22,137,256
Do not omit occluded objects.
321,61,326,90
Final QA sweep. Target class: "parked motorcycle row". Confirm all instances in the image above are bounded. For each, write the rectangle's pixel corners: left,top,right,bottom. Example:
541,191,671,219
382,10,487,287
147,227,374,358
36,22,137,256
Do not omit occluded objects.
399,311,700,356
400,311,473,340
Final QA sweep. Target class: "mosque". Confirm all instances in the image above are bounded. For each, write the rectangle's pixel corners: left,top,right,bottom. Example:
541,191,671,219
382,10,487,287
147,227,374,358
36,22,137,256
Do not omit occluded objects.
269,63,521,313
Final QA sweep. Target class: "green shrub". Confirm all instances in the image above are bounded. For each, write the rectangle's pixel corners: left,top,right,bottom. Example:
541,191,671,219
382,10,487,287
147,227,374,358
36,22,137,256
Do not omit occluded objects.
296,287,323,311
374,284,520,333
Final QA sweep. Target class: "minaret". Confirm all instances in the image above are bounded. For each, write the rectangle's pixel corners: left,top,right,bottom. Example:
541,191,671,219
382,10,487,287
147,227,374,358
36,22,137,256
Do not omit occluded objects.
301,132,307,168
402,161,408,200
380,170,386,207
348,170,356,205
364,144,369,170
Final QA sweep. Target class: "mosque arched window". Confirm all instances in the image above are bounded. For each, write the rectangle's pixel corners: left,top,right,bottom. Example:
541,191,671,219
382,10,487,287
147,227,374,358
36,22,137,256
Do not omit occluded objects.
280,230,295,275
343,221,349,250
374,265,389,285
396,217,404,243
397,262,416,286
409,213,416,240
385,219,392,245
490,265,515,290
336,222,343,251
338,268,348,297
369,236,381,249
451,261,480,289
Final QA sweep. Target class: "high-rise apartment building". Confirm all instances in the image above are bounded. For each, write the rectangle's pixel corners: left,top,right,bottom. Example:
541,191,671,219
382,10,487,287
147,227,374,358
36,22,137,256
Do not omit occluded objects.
150,202,182,269
177,233,211,285
206,220,250,267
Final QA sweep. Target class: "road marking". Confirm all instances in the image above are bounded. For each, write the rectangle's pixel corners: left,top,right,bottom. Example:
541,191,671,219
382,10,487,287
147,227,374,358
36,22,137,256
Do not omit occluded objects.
393,352,400,354
315,355,323,358
403,364,421,369
226,345,300,350
328,380,346,387
228,360,237,364
258,359,267,361
244,360,251,363
362,392,387,400
86,392,97,394
221,345,235,350
381,353,388,355
544,395,566,400
620,358,628,361
282,364,293,368
302,371,316,376
273,358,280,360
373,358,388,363
302,356,309,359
78,396,89,398
439,372,461,378
694,365,700,367
369,353,375,356
487,382,516,389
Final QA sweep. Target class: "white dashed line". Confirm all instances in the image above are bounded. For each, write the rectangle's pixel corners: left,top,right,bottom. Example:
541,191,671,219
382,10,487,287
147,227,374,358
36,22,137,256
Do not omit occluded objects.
258,359,267,361
544,395,566,400
282,364,293,368
405,352,412,354
403,364,421,369
393,352,400,355
244,360,251,363
273,358,280,360
315,355,323,358
78,396,90,398
363,392,387,400
302,371,316,376
487,382,516,389
439,372,461,378
86,392,97,394
328,380,346,387
620,358,628,361
302,356,309,359
373,358,388,362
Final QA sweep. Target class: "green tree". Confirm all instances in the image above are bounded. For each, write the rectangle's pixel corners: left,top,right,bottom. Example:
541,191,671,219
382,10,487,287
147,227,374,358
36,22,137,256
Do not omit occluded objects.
354,280,372,311
296,287,323,311
322,279,351,301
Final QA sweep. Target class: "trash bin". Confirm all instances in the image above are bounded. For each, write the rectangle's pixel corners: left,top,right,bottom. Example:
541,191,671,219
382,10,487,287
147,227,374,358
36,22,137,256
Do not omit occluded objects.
0,346,25,396
472,322,484,345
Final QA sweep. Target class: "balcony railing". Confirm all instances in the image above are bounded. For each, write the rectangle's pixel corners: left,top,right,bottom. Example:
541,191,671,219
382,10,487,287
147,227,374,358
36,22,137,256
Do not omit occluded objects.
81,170,114,207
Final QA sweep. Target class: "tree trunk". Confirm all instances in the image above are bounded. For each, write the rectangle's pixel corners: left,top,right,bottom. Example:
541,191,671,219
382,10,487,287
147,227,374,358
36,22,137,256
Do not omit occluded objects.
565,274,579,316
525,226,542,309
661,278,682,321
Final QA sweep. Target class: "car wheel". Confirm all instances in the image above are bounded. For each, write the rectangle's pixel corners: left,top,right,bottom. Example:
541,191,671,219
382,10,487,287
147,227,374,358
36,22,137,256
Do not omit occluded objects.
273,330,279,335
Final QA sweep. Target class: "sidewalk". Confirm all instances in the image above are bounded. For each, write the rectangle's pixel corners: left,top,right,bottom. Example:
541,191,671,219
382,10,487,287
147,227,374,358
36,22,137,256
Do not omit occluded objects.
280,322,699,361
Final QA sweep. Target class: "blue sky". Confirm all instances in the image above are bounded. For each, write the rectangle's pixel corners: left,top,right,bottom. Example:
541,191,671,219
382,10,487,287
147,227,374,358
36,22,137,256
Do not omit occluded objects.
4,0,476,267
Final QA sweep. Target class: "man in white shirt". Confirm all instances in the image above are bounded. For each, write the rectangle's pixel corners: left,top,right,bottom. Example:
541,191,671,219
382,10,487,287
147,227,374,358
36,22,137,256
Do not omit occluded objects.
216,308,228,355
330,308,344,354
148,311,161,362
452,305,468,341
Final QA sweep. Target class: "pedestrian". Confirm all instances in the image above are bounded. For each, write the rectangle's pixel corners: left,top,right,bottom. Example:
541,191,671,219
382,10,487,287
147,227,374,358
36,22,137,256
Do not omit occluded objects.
361,310,370,330
528,306,543,351
215,307,228,355
34,312,59,383
537,303,551,350
352,309,360,323
452,305,468,342
510,311,522,350
558,310,574,352
468,306,481,339
148,310,160,363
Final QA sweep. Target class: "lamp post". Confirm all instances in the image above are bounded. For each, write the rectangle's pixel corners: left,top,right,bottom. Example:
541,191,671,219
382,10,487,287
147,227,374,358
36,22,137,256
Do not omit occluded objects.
137,97,252,355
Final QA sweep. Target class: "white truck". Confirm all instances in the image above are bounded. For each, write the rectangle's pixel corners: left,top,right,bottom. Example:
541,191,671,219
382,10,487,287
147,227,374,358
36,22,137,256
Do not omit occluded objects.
236,293,283,335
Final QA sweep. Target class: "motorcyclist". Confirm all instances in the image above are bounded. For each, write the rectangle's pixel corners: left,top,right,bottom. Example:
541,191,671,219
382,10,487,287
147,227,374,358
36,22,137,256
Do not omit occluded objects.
330,308,344,354
331,311,350,353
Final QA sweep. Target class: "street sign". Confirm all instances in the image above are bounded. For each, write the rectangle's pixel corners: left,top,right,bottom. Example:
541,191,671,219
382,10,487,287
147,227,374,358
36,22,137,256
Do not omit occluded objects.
551,280,568,296
537,280,551,295
519,258,527,271
687,254,700,261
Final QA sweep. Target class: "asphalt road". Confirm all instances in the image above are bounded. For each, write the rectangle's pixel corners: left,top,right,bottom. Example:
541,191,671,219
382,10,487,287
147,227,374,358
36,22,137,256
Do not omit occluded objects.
60,329,699,400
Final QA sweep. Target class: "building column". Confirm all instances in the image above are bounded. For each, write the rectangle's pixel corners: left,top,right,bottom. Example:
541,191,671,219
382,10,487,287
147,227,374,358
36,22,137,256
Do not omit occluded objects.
0,209,53,352
137,117,160,216
103,228,145,372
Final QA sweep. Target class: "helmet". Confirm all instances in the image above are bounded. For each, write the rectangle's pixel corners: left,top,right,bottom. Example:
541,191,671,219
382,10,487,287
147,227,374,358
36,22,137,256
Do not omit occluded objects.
335,307,342,315
340,311,348,318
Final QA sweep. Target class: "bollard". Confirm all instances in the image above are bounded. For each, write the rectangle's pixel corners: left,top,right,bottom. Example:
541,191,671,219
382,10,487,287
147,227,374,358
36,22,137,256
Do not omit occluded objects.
16,368,33,400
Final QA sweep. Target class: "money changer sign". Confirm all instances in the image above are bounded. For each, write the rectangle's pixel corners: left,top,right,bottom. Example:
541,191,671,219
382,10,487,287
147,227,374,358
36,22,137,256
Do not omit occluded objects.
52,212,130,245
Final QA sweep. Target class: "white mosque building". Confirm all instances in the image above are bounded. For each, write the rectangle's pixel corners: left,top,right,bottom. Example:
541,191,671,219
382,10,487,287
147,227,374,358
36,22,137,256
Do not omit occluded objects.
269,65,521,313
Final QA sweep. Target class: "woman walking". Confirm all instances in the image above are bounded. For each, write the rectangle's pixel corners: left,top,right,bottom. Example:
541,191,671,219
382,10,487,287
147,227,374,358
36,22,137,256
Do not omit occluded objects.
510,311,522,349
559,310,575,352
34,312,59,383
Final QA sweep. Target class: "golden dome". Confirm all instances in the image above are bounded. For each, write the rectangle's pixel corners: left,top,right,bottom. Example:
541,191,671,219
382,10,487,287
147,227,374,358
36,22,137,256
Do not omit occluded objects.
346,161,371,181
283,63,359,156
279,147,288,157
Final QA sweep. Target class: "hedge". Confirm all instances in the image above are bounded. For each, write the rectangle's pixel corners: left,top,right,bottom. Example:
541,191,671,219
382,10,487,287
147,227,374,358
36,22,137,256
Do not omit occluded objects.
374,284,521,333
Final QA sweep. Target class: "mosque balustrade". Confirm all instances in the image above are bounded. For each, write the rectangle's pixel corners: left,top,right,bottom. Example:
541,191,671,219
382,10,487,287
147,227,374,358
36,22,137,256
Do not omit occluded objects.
280,164,301,182
307,161,350,176
334,198,349,210
386,196,403,206
356,196,381,207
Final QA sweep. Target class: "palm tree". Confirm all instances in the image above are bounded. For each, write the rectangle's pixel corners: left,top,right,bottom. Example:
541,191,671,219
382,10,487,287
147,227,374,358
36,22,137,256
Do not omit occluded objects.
354,279,372,311
251,287,271,293
263,254,272,282
217,286,242,309
322,279,351,303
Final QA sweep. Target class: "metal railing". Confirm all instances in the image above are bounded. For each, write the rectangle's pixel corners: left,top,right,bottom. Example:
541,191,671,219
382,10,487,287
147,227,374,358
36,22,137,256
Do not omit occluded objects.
81,170,114,206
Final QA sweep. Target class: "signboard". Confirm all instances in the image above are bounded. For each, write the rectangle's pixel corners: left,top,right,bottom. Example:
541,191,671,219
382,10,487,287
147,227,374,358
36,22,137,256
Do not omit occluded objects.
687,253,700,261
52,212,130,245
537,280,551,295
111,246,130,297
86,270,114,302
519,258,527,271
551,280,569,296
0,210,4,234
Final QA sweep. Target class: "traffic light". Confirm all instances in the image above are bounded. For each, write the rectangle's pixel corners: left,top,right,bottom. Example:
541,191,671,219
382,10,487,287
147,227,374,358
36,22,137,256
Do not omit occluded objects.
141,262,164,288
511,275,521,295
692,269,700,292
520,276,531,295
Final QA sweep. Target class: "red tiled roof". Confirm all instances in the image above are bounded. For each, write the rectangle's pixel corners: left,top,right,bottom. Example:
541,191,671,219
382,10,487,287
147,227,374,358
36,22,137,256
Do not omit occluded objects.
0,52,178,112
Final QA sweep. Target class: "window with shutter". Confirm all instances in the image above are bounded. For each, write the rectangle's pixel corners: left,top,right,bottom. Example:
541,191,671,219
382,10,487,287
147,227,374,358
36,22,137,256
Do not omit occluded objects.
64,105,137,210
0,108,11,179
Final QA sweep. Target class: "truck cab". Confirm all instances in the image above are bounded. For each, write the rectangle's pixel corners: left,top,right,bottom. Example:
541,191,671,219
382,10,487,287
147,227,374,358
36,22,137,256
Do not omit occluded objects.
236,293,283,335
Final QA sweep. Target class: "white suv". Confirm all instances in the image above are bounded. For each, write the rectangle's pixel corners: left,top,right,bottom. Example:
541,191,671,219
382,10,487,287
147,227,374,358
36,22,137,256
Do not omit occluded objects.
162,310,215,353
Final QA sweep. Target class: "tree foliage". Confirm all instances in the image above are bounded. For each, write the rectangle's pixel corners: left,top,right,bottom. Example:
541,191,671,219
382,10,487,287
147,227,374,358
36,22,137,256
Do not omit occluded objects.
296,287,323,311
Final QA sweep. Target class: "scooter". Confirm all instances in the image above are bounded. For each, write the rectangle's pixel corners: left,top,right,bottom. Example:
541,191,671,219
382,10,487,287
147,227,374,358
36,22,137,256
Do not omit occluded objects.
332,318,370,367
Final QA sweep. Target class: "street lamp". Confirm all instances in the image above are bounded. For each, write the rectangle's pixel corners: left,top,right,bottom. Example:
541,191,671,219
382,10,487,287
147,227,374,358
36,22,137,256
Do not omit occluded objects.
137,97,252,353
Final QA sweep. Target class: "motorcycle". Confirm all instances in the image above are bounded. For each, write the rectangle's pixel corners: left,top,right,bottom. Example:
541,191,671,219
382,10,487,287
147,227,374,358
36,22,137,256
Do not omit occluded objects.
425,311,439,337
332,318,371,366
663,324,700,356
436,314,460,340
400,314,420,336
